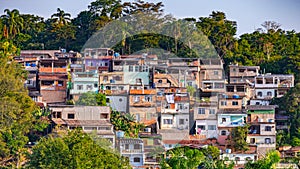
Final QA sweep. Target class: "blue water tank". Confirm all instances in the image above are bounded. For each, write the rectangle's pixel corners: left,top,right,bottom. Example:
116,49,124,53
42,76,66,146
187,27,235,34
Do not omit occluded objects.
233,94,239,99
116,131,124,138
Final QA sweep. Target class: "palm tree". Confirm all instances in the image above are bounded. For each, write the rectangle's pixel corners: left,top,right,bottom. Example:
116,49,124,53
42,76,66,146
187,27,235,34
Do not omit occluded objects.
1,9,24,38
51,8,71,26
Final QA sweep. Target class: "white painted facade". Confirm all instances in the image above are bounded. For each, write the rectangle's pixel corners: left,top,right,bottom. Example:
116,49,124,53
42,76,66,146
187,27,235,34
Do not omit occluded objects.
195,119,218,139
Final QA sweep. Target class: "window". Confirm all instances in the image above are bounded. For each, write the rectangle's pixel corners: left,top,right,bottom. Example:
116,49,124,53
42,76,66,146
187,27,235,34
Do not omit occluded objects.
58,81,63,86
100,113,108,119
86,85,93,90
257,92,262,97
222,118,226,123
125,144,129,149
221,101,227,106
267,91,272,96
232,101,239,106
113,76,122,81
257,78,263,84
145,95,152,102
235,157,240,161
134,96,140,102
265,138,271,144
84,127,97,130
221,130,227,135
136,114,140,122
197,125,205,130
265,126,272,131
136,78,142,84
198,108,205,114
129,66,133,72
232,68,236,72
133,157,141,163
246,157,252,161
106,98,110,102
163,119,173,124
77,85,83,90
256,102,260,105
52,112,62,118
158,80,162,83
208,125,216,130
103,76,108,81
94,83,98,88
135,66,139,72
179,119,185,125
177,103,184,110
98,126,110,130
119,98,123,102
214,71,219,75
215,83,224,89
209,109,215,114
134,144,141,149
68,114,75,119
250,138,256,144
41,80,54,86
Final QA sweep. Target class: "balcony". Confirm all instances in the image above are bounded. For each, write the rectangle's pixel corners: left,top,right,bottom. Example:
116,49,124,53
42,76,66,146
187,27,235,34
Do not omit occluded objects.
121,149,143,154
130,89,156,95
39,67,67,73
131,101,155,107
101,90,128,95
174,96,189,102
155,83,170,88
41,85,65,91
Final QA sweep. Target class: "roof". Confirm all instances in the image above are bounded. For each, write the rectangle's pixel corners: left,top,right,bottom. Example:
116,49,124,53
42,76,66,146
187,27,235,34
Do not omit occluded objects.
142,119,157,126
247,105,277,110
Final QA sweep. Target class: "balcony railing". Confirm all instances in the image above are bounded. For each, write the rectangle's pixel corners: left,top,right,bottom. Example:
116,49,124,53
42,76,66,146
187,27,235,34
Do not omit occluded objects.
100,90,128,95
130,89,156,95
39,67,67,73
131,101,154,107
121,149,143,154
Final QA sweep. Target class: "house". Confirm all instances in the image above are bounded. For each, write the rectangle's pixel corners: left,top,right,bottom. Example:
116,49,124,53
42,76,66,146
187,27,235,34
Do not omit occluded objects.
129,85,157,123
83,48,114,72
69,71,99,101
192,58,225,140
193,93,218,139
49,105,115,147
117,138,145,168
217,110,247,145
228,64,260,85
139,127,163,168
246,105,277,157
39,59,68,104
251,74,294,105
198,59,225,93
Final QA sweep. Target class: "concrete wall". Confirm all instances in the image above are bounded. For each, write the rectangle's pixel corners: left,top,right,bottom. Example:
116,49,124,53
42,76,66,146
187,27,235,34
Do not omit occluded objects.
107,95,128,113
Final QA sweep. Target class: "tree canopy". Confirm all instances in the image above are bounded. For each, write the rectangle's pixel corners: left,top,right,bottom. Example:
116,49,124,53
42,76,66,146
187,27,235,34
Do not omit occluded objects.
27,129,131,169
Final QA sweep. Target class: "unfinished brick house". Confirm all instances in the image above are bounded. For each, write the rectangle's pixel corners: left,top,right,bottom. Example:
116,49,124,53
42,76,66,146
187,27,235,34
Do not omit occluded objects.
39,59,68,104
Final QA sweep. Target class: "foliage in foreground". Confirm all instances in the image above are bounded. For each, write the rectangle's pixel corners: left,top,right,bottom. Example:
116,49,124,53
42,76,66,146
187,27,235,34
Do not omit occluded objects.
244,150,280,169
161,146,233,169
110,110,144,138
27,129,131,169
0,41,48,167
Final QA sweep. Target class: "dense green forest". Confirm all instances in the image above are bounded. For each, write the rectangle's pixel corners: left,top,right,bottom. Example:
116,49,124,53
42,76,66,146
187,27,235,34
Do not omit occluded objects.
0,0,300,167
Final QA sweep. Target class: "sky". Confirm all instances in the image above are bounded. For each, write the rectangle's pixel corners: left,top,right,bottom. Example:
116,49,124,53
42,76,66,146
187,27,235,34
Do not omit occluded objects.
1,0,300,36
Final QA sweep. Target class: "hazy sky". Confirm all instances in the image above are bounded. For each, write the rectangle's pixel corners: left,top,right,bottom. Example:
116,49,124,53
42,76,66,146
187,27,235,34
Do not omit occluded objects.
1,0,300,36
